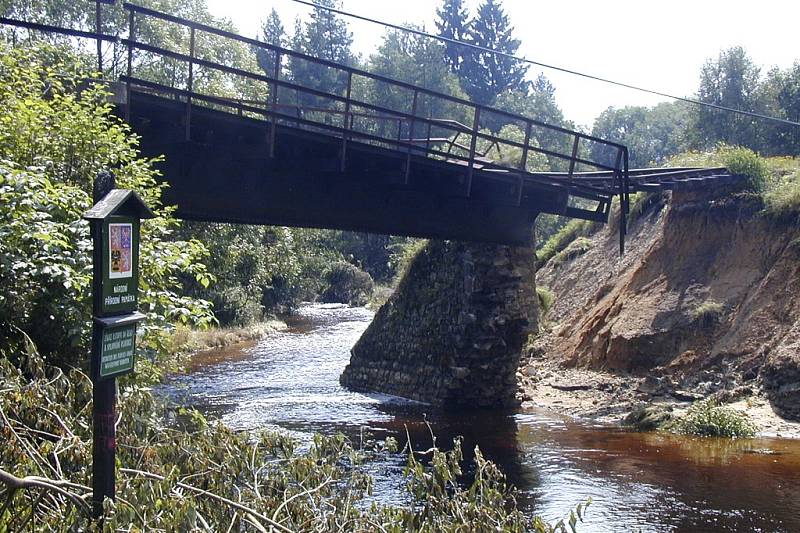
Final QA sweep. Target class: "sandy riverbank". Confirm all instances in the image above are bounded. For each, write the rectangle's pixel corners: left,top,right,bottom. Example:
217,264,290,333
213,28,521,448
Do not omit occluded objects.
518,354,800,440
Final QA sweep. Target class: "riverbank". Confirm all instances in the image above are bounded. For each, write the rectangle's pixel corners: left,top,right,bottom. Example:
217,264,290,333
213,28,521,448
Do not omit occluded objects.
172,318,288,354
518,350,800,439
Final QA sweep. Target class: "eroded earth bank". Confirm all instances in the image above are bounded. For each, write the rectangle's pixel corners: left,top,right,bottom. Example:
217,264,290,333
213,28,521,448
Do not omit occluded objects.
524,188,800,437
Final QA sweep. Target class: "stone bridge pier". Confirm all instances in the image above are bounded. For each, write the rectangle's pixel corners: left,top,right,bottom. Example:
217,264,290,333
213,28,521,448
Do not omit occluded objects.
340,239,538,408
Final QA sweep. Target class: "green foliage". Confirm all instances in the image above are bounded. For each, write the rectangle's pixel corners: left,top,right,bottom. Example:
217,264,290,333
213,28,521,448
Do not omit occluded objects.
536,219,598,269
389,238,429,286
288,0,355,112
175,223,304,324
551,236,592,267
666,399,757,438
320,261,375,306
688,48,800,157
667,145,769,192
455,0,528,105
0,44,213,366
536,286,554,316
624,404,673,431
489,77,574,170
723,146,769,192
0,353,583,532
692,300,724,327
691,47,763,152
763,167,800,220
435,0,469,74
591,102,691,168
478,124,549,171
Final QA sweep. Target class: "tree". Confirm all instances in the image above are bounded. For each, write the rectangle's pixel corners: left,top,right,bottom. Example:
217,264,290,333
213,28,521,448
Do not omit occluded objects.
256,8,285,76
288,0,355,109
759,63,800,156
591,101,690,168
460,0,528,105
489,74,573,170
690,46,763,151
0,44,214,365
435,0,469,74
365,26,468,138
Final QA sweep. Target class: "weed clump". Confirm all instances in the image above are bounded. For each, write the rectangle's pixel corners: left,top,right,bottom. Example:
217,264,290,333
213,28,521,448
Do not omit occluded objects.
666,399,756,438
551,236,593,266
692,300,725,327
536,286,554,316
763,169,800,221
536,219,598,269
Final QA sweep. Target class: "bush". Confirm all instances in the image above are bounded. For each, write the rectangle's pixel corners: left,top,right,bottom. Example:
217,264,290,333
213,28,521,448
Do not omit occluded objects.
692,300,724,327
667,145,768,193
536,219,597,269
320,261,374,306
721,146,769,192
666,399,756,438
551,236,593,266
389,238,428,286
0,44,214,366
763,169,800,221
625,404,673,431
536,286,554,316
0,353,585,532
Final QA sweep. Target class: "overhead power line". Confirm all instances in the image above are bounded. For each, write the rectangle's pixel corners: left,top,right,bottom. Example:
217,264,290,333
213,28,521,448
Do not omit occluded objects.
291,0,800,128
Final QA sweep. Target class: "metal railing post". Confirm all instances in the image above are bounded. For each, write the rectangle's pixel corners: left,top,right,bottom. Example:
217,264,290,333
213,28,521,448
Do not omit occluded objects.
340,71,352,172
95,0,103,74
519,121,532,171
568,134,580,179
466,106,481,197
125,9,134,122
404,89,419,184
614,148,626,255
269,51,281,158
185,26,195,142
425,120,432,153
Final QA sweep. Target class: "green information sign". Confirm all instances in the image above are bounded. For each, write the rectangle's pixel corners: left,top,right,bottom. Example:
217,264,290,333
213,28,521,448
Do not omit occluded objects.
100,323,137,378
100,216,140,316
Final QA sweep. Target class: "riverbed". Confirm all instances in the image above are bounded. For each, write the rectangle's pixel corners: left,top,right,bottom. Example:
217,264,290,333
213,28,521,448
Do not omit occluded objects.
163,303,800,532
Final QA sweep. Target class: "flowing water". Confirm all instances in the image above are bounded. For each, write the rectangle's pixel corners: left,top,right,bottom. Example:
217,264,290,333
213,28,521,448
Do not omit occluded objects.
163,303,800,532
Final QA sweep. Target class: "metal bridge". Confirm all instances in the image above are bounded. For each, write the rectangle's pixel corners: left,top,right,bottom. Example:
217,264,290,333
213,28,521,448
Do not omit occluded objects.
1,1,738,248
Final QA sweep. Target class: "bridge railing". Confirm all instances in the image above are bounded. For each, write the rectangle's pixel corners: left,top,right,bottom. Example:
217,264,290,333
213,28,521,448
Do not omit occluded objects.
116,4,628,183
1,0,634,245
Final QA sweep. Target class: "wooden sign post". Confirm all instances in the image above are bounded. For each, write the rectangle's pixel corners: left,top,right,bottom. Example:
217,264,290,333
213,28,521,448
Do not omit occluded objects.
84,173,154,519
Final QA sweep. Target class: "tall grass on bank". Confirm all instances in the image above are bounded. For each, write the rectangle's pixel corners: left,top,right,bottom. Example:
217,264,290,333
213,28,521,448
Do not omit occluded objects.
0,353,588,532
536,219,598,269
666,399,756,438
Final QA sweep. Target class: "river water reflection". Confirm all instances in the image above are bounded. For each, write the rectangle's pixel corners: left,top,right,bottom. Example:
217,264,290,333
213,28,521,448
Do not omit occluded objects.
163,303,800,532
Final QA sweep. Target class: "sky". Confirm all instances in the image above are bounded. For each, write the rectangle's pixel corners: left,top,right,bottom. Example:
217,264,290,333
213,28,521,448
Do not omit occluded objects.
205,0,799,128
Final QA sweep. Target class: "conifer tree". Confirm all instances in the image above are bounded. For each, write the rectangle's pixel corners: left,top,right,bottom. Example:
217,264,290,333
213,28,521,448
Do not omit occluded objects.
435,0,469,74
256,9,285,75
288,0,355,98
461,0,528,105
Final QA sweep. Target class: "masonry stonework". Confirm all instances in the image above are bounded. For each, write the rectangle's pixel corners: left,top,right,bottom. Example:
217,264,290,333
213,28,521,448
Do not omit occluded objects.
340,240,538,408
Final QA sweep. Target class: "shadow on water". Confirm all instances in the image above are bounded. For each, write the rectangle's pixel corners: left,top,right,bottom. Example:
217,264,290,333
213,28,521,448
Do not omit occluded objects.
161,303,800,533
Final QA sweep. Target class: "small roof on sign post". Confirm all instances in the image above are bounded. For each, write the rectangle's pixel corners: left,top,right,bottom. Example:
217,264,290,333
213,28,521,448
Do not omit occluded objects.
83,189,155,221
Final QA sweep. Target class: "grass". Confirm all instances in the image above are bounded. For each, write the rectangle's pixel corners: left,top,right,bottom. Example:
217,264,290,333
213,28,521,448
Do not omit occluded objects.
551,236,592,266
665,399,756,438
692,300,725,326
536,219,598,269
390,238,428,287
536,286,554,316
167,322,282,354
367,284,394,310
667,145,769,192
763,168,800,221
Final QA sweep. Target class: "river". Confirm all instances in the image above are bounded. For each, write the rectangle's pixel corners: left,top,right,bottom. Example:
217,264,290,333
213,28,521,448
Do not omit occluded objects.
163,303,800,532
